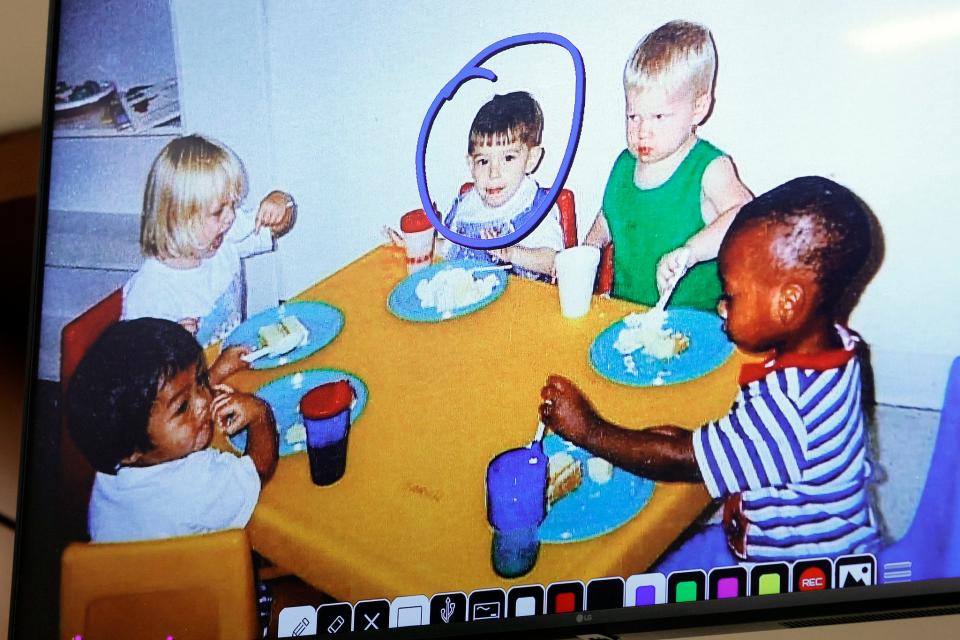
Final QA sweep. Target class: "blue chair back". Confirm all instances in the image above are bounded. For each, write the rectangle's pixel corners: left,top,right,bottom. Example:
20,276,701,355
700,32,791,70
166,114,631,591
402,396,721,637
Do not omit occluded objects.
879,357,960,582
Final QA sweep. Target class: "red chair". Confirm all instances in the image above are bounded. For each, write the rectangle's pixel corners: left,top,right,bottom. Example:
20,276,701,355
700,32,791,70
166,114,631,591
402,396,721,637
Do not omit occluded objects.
59,288,123,543
458,182,578,249
597,243,614,294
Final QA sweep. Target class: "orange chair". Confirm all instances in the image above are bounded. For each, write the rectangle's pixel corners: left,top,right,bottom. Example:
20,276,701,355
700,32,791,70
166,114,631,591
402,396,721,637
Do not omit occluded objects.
61,529,259,640
458,182,578,249
59,288,123,544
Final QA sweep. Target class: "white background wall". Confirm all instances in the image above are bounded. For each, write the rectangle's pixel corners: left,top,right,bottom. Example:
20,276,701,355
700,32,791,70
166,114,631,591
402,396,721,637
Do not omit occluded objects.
57,0,960,408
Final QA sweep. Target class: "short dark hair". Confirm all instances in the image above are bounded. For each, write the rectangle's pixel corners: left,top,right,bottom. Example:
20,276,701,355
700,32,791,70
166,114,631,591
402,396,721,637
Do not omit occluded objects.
468,91,543,155
726,176,873,315
66,318,204,474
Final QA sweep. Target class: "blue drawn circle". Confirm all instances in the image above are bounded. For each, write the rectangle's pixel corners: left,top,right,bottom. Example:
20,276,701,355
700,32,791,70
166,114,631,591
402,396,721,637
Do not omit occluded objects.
415,33,586,250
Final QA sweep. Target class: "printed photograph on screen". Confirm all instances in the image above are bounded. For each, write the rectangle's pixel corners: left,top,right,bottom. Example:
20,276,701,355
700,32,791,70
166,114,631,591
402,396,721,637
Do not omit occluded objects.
31,0,959,637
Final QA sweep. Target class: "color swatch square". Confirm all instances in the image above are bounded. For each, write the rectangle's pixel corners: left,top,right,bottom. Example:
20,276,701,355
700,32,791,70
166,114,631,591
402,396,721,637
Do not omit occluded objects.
554,592,576,613
716,577,740,599
758,573,782,595
634,585,656,606
674,581,698,603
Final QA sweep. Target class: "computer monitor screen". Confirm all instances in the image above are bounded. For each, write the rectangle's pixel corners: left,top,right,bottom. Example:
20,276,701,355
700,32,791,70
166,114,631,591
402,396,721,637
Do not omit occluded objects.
11,1,960,638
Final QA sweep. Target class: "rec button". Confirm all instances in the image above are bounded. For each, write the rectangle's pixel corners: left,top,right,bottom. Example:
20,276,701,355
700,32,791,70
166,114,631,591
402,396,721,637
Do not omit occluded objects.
793,558,833,592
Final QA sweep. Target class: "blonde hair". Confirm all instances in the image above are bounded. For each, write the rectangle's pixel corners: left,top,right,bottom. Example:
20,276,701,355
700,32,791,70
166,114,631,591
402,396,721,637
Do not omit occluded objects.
624,20,717,100
140,134,248,259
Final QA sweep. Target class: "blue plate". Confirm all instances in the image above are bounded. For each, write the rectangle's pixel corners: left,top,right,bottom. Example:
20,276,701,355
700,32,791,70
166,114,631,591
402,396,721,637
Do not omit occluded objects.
229,368,368,457
387,259,508,322
540,434,655,543
589,308,734,387
223,301,344,370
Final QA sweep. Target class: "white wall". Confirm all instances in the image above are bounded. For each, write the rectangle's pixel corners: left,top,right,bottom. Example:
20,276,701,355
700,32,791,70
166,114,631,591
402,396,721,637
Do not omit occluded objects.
173,1,960,407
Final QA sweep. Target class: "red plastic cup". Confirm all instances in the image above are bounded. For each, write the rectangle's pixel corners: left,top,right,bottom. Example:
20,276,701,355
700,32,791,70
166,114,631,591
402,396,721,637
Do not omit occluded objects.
400,209,435,273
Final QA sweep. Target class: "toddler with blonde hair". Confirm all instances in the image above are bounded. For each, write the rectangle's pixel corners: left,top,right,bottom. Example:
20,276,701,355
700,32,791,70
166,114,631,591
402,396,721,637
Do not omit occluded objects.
123,134,295,381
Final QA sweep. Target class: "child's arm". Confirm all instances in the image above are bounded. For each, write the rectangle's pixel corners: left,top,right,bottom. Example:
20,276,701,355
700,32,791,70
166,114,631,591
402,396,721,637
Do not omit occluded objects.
212,387,279,482
657,157,753,290
583,210,612,249
207,346,251,385
539,375,702,482
489,244,557,278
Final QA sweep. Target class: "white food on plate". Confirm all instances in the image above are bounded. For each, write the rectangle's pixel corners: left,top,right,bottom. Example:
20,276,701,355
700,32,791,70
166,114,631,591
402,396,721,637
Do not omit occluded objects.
586,457,614,484
258,315,310,353
285,422,307,445
414,267,498,314
613,309,689,360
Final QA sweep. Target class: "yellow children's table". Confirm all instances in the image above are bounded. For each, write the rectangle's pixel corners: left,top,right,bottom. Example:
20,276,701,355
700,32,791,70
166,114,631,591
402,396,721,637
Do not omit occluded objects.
223,246,746,602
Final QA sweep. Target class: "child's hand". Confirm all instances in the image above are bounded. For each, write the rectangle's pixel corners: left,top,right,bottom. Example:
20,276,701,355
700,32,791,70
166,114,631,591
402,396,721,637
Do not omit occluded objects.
382,226,405,247
539,375,598,447
656,246,694,296
256,190,295,237
211,384,271,436
178,317,199,336
209,346,251,385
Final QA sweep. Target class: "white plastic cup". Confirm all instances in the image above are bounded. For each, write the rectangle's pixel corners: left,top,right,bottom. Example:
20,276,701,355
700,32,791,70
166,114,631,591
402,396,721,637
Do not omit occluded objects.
400,209,435,273
555,246,601,318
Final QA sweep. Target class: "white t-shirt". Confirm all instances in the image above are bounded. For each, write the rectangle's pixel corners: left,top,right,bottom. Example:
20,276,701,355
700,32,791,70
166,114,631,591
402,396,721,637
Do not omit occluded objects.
122,209,274,347
88,448,261,543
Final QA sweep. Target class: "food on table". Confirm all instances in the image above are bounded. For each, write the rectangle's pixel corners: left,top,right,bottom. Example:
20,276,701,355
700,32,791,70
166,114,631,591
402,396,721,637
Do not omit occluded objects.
547,451,583,506
586,457,614,485
414,267,499,315
285,422,307,446
258,315,309,352
613,309,690,360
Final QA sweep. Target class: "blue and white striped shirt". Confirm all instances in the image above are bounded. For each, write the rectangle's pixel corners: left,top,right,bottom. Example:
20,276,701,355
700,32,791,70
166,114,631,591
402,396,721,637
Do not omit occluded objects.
692,328,880,561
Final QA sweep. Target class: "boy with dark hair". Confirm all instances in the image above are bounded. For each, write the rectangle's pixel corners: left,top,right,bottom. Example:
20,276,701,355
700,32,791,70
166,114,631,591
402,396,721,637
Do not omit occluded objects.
540,176,879,564
386,91,564,281
67,318,278,543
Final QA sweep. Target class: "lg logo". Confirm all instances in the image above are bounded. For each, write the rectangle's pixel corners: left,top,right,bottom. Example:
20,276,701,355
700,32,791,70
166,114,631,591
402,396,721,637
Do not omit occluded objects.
575,613,593,622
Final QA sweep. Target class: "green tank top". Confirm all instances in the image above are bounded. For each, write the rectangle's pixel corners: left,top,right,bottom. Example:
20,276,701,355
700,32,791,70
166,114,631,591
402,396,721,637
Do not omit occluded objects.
602,138,724,311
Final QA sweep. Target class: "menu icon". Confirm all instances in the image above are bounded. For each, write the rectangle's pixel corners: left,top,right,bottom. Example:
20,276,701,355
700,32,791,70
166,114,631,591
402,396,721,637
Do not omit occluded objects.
836,554,876,588
750,563,790,596
546,581,585,614
708,566,747,600
317,603,352,635
793,558,833,592
468,588,506,621
353,599,390,632
586,577,625,611
507,585,545,618
430,592,467,624
278,606,317,637
667,570,705,603
624,573,666,606
390,595,430,628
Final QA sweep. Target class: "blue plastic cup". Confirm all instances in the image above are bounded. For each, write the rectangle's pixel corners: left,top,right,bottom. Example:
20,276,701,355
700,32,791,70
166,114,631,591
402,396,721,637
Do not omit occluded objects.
486,442,548,577
300,380,354,486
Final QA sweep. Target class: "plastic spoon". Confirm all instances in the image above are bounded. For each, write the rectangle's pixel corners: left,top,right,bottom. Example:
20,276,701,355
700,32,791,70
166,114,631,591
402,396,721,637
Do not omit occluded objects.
241,322,309,363
470,264,512,275
653,248,691,312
